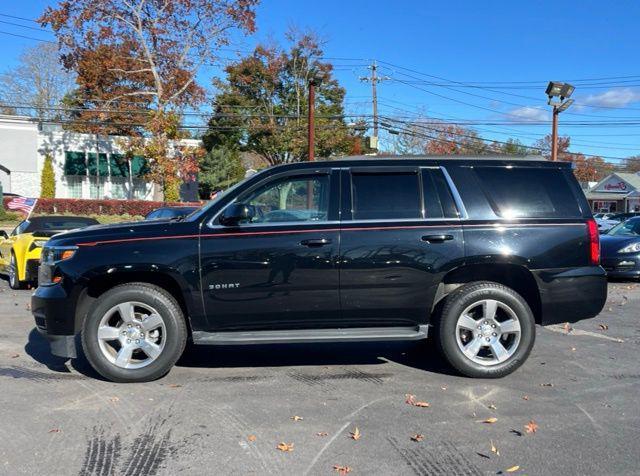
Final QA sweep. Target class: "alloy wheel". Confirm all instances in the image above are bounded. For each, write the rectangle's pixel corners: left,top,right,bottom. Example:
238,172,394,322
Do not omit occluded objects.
455,299,521,366
97,301,166,369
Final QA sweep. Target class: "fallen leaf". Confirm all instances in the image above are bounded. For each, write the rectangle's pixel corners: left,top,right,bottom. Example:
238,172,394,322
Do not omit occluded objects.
349,427,361,440
522,395,529,401
405,394,430,407
540,383,553,387
411,434,424,442
441,386,447,390
316,432,328,437
48,428,60,433
276,442,294,452
333,465,352,475
25,303,31,310
488,404,497,410
10,353,19,358
490,440,500,456
524,420,539,434
247,435,257,442
562,322,572,334
510,429,523,437
291,415,303,421
598,324,609,331
506,465,521,472
571,347,577,352
109,396,120,403
168,383,182,388
479,417,498,424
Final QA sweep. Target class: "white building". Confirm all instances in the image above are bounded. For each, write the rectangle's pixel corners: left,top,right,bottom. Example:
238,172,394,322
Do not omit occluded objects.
0,114,201,201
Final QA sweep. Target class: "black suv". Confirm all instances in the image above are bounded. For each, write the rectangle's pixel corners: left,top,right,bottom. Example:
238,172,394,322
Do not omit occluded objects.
32,157,606,383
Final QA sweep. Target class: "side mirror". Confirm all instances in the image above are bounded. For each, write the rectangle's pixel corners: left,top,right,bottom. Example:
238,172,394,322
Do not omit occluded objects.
0,230,7,239
219,203,255,226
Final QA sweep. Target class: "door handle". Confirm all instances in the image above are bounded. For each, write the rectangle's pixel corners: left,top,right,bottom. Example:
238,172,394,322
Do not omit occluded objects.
300,238,332,247
421,234,454,243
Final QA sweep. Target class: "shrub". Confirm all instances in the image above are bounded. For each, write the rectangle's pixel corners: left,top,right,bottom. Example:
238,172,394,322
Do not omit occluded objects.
40,155,56,198
29,198,202,216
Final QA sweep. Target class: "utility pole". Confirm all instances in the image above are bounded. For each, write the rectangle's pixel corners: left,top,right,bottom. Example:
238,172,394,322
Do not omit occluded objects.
360,61,390,151
307,77,321,162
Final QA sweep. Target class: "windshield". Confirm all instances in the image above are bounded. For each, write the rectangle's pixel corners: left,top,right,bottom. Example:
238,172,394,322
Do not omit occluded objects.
608,219,640,236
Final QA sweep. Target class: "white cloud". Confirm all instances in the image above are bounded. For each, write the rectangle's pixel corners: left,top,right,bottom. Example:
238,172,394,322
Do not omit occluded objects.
581,88,640,108
507,106,549,122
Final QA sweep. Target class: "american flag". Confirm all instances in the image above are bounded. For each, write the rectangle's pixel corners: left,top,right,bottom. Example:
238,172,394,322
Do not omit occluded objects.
6,197,37,216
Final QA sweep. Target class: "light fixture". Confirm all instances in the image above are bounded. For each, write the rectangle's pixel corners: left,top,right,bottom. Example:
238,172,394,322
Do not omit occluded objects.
545,81,564,97
559,83,575,98
557,98,574,112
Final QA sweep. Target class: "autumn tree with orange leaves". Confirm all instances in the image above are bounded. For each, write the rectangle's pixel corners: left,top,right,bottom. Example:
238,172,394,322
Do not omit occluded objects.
533,134,613,182
40,0,258,200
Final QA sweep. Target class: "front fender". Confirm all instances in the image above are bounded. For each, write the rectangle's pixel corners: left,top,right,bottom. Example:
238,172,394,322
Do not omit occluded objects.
13,234,47,281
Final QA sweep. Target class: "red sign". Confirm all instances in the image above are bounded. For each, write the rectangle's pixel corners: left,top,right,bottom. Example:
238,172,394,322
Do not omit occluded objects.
604,181,627,191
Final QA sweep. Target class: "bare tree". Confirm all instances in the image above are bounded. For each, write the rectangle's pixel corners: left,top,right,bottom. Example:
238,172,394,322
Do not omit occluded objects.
0,43,75,120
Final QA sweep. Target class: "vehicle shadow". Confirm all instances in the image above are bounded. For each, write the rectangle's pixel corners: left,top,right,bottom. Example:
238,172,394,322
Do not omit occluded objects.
176,339,458,376
24,327,105,380
23,326,458,379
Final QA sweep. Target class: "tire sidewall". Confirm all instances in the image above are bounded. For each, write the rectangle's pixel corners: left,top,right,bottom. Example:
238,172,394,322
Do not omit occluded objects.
9,252,20,290
81,285,186,383
438,283,535,378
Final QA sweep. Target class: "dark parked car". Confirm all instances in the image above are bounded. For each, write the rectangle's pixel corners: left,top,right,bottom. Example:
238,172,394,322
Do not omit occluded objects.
31,157,607,383
600,216,640,278
144,206,199,221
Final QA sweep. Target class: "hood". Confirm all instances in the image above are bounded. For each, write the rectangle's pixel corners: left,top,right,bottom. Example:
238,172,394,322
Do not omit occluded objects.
600,234,640,254
45,219,196,247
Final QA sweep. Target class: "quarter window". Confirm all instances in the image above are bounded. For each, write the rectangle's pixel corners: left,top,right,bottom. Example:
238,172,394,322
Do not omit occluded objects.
474,167,582,218
351,172,421,220
235,174,330,224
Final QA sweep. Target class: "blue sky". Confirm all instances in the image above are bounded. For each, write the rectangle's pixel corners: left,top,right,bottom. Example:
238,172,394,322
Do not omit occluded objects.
1,1,639,162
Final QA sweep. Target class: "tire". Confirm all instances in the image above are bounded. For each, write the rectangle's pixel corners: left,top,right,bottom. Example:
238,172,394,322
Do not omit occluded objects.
81,283,188,383
435,281,535,378
8,252,25,290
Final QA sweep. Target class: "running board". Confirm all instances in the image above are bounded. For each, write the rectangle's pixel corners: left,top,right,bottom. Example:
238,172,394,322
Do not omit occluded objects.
192,325,429,345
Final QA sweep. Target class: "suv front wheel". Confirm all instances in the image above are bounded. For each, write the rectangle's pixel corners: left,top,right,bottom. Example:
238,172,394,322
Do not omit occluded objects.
436,281,535,378
81,283,188,383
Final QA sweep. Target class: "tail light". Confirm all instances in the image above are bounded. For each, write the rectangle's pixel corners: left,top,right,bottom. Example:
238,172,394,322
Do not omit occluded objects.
587,218,600,265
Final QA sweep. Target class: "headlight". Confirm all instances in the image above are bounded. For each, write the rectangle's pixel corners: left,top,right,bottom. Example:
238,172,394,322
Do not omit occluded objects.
40,246,78,265
618,242,640,253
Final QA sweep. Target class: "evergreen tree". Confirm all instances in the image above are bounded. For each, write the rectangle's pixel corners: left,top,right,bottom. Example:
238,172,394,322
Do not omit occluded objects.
40,155,56,198
198,147,246,199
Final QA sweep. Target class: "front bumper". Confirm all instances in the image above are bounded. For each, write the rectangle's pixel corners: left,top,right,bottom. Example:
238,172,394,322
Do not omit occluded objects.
533,266,607,325
601,254,640,279
31,283,79,358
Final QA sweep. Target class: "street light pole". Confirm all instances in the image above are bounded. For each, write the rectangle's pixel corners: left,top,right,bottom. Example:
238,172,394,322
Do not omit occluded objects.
551,106,559,162
545,81,575,162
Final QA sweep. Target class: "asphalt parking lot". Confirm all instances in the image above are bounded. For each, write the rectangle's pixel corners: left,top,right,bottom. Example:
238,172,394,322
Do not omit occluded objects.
0,279,639,476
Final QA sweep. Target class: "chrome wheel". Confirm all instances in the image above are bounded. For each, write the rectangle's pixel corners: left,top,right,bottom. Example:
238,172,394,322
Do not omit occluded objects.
97,301,166,369
455,299,521,366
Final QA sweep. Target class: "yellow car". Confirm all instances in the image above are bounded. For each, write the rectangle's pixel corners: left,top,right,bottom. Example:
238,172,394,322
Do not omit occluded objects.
0,216,98,289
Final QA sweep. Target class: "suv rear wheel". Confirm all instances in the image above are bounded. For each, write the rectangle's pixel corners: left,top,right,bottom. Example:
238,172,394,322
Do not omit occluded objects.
436,281,535,378
81,283,187,383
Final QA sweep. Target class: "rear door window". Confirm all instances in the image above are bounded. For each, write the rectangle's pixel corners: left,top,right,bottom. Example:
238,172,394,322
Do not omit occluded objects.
422,168,459,219
473,167,582,218
351,172,421,220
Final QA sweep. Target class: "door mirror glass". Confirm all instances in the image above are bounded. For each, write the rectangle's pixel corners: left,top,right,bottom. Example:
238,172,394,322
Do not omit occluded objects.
220,203,256,226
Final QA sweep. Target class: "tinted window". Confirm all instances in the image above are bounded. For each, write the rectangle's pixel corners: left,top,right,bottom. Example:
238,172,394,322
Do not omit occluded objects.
237,174,330,224
25,218,97,232
352,172,421,220
12,221,29,236
474,167,581,219
422,169,458,219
